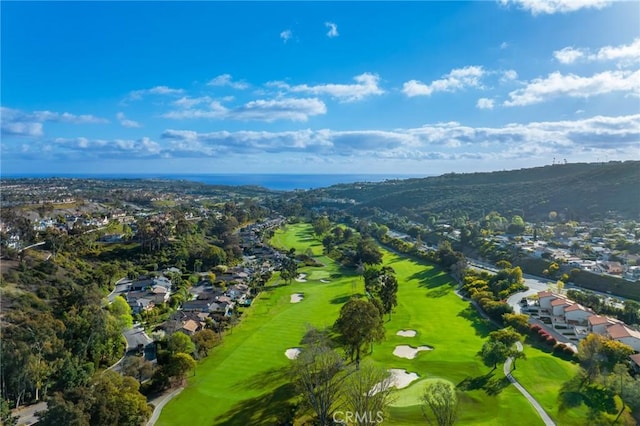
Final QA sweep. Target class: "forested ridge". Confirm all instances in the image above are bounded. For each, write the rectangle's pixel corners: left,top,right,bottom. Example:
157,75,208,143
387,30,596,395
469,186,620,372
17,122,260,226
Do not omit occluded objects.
313,161,640,221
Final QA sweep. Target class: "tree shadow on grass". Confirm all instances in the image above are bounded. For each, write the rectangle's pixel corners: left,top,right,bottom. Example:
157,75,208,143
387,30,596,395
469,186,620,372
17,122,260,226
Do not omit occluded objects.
457,372,511,396
409,268,454,291
234,366,289,391
330,294,353,304
457,305,493,337
215,382,297,425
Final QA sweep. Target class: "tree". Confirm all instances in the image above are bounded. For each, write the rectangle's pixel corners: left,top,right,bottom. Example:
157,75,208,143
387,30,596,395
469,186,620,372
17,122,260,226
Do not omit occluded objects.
163,352,196,384
334,299,385,369
421,381,459,426
108,295,133,330
478,340,509,372
343,361,394,426
578,334,634,380
489,327,523,347
312,216,331,236
355,238,383,266
291,343,346,426
363,266,398,320
0,399,17,426
166,332,196,356
279,257,298,284
191,329,219,358
378,272,398,321
122,356,155,384
502,313,529,335
41,371,151,426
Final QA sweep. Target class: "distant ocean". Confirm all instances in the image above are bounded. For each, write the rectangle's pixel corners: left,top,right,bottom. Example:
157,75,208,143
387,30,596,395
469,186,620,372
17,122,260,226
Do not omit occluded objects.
1,173,429,191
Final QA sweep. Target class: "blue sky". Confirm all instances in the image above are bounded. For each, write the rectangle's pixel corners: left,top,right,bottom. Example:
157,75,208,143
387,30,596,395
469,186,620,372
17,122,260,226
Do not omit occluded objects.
1,1,639,176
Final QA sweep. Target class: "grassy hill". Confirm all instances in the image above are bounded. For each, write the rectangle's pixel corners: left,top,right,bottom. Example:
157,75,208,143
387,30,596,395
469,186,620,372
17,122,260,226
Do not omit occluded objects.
312,161,640,221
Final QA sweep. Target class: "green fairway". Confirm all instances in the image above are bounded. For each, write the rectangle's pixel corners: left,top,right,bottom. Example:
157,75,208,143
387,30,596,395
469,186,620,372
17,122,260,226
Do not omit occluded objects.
158,222,587,425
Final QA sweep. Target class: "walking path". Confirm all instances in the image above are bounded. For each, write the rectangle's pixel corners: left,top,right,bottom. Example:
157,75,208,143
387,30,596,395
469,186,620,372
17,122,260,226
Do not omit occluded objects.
454,288,556,426
503,342,556,426
146,387,184,426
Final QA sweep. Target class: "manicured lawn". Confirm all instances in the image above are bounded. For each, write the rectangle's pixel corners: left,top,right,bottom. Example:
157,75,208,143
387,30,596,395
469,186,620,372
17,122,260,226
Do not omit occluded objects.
158,223,587,425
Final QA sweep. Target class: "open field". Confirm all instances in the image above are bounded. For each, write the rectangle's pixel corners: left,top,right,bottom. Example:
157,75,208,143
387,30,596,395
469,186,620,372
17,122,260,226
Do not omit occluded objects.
158,222,590,425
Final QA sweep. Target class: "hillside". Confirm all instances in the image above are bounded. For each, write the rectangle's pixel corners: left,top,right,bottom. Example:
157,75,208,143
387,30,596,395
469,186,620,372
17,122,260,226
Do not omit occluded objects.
311,161,640,221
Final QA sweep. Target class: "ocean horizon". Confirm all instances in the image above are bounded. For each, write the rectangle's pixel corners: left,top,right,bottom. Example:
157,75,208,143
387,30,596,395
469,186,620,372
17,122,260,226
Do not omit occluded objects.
0,173,430,191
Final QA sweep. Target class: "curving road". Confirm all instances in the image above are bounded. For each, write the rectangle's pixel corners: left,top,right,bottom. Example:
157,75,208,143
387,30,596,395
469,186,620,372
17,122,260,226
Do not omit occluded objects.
504,342,556,426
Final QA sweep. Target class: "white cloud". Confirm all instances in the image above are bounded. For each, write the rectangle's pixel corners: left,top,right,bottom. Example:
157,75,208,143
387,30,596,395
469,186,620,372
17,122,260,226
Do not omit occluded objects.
476,98,495,109
163,97,326,122
498,0,611,15
173,96,213,109
116,112,142,128
325,22,339,38
207,74,249,90
280,29,292,43
500,41,510,49
1,107,108,137
554,47,585,64
554,39,640,66
125,85,184,102
270,73,385,102
502,70,518,81
504,69,640,106
402,66,485,97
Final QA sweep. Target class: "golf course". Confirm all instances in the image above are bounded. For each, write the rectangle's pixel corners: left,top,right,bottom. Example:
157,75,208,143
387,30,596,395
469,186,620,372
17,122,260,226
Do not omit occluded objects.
157,222,592,425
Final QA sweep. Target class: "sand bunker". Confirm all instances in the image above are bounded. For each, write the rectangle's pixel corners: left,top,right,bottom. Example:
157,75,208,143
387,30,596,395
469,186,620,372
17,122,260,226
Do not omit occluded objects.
290,293,304,303
285,348,301,360
320,279,330,283
370,369,420,395
396,329,417,337
393,345,433,359
294,273,307,282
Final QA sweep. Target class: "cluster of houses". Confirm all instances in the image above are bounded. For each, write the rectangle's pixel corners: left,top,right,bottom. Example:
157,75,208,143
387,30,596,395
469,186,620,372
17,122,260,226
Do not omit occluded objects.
528,291,640,369
144,217,288,338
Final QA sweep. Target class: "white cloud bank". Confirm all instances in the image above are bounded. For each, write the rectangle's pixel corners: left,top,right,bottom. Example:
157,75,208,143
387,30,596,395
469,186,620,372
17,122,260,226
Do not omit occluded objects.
504,69,640,106
5,114,636,164
1,107,108,137
554,38,640,66
498,0,611,15
270,73,384,102
163,97,326,122
402,66,485,97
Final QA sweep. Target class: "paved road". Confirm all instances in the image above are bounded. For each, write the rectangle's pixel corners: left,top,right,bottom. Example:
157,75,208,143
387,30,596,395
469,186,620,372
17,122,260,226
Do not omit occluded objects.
107,277,132,303
504,342,556,426
12,401,47,426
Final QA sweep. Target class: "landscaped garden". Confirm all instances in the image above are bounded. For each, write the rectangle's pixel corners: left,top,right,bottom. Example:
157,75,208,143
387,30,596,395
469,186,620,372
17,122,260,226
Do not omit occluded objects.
157,222,590,425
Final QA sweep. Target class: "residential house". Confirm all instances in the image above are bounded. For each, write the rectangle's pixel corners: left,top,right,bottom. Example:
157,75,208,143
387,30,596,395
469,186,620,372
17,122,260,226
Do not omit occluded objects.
551,297,572,316
588,315,624,335
606,324,640,352
564,304,593,326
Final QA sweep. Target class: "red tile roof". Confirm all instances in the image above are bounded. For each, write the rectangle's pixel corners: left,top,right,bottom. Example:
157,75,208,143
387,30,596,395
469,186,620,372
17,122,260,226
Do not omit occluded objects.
630,353,640,366
551,298,571,306
537,291,555,298
607,324,640,340
564,304,587,313
588,315,610,325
